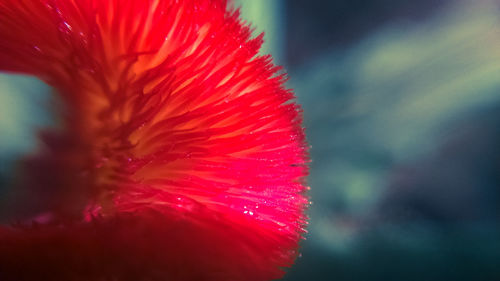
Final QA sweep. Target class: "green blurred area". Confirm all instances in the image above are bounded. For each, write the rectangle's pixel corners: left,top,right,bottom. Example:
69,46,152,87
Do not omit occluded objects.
0,75,52,182
233,0,284,64
285,1,500,280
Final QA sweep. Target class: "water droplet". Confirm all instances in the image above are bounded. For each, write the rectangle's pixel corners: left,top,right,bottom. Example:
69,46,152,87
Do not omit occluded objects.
63,21,72,31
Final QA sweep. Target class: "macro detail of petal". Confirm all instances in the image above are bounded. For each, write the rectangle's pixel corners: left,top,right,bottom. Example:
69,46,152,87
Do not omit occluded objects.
0,1,308,280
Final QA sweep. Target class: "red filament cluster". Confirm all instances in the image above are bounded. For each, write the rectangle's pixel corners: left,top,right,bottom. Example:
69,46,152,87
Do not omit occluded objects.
0,1,309,280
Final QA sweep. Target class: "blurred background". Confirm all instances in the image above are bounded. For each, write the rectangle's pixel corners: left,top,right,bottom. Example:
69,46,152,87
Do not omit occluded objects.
236,0,500,280
1,0,500,280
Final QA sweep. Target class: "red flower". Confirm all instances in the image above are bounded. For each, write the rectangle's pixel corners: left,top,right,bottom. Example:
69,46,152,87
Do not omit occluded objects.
0,1,308,280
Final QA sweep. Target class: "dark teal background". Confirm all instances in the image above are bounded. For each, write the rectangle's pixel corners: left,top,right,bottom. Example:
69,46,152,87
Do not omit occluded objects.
281,1,500,280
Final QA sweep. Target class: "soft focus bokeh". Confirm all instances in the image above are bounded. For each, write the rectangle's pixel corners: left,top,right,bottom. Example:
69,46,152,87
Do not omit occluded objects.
1,0,500,279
